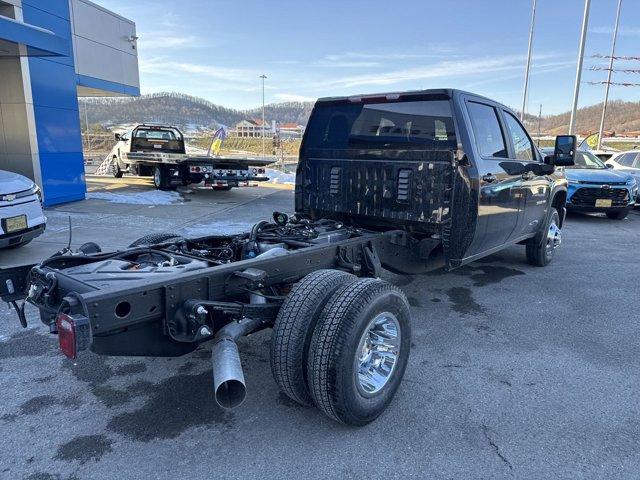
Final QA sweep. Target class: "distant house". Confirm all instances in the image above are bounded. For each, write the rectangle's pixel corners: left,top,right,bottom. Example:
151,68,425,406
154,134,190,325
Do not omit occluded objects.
234,119,273,138
278,122,305,138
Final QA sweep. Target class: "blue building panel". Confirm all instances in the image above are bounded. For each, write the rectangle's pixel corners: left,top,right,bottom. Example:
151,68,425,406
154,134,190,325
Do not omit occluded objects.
23,0,85,206
21,4,74,67
33,106,83,154
28,58,80,110
22,0,72,21
0,15,69,57
38,152,86,205
77,74,141,97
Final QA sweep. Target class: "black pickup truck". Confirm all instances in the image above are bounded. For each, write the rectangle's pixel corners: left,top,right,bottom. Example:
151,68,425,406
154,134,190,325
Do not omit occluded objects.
1,89,576,426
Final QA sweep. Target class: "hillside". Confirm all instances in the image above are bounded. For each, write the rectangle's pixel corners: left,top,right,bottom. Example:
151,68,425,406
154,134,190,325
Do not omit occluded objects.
80,92,640,136
79,92,313,130
522,99,640,135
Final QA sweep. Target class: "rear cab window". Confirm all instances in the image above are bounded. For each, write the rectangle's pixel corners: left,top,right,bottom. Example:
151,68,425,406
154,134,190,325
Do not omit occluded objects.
303,98,457,160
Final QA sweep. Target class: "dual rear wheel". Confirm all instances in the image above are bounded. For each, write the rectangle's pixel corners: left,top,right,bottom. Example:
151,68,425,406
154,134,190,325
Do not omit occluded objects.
270,270,411,425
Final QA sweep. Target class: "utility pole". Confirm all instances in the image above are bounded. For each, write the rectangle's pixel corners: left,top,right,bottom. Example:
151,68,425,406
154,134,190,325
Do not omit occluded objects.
537,104,542,147
569,0,591,135
260,74,267,157
521,0,537,121
597,0,623,150
84,103,92,158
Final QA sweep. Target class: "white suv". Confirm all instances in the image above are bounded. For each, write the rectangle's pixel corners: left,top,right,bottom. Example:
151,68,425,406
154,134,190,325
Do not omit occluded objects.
606,150,640,205
0,170,46,249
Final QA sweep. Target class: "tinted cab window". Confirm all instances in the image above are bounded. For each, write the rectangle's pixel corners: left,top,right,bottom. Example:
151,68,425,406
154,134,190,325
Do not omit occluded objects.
467,102,507,158
503,112,535,161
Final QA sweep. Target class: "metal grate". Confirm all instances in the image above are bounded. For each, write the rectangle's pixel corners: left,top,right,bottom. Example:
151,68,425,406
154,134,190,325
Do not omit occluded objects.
397,170,412,203
571,187,629,207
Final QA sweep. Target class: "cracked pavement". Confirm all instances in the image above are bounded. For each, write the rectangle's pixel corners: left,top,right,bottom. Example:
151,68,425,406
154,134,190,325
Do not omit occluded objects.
1,183,639,479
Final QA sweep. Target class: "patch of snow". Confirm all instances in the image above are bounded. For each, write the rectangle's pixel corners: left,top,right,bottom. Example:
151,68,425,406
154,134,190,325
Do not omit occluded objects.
266,168,295,185
86,190,182,205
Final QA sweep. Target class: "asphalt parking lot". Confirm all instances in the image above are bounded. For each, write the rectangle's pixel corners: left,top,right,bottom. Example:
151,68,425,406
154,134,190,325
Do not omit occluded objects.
1,178,639,480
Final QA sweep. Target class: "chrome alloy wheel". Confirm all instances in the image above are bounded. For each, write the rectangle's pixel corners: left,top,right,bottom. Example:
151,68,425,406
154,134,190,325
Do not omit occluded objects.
154,167,161,187
355,312,401,396
546,219,562,255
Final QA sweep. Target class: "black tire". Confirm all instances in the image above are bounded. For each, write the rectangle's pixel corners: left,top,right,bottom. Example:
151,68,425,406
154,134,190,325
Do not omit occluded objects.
606,210,628,220
307,278,412,426
153,165,174,190
270,270,357,407
526,208,561,267
129,232,183,247
112,157,123,178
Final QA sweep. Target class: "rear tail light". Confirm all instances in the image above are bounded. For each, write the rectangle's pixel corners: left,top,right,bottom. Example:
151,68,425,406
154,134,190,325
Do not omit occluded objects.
56,313,91,359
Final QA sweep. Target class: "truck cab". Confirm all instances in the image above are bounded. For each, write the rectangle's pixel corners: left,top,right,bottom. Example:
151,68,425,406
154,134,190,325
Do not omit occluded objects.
296,89,572,269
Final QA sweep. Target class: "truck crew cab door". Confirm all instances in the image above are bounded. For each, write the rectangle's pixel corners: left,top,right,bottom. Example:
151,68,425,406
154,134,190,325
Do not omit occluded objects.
499,110,550,237
463,98,523,256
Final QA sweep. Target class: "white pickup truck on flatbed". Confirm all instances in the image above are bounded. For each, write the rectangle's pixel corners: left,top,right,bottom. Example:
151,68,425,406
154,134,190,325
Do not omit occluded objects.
108,124,274,190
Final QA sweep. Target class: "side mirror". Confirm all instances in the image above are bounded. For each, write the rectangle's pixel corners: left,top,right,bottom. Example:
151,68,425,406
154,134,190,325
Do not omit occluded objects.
605,163,614,169
114,133,121,141
551,135,577,166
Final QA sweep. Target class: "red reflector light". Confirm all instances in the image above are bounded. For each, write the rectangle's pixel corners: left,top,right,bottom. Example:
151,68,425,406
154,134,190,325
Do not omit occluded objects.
56,313,91,359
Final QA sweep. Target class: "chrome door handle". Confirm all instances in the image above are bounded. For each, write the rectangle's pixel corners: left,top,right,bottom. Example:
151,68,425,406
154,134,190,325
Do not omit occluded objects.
482,173,497,183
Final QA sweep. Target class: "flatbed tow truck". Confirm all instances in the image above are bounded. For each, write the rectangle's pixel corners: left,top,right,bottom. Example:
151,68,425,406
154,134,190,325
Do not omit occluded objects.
1,89,576,425
107,124,274,190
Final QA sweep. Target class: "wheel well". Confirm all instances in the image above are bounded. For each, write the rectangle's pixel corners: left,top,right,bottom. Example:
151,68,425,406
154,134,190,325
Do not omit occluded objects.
551,191,567,227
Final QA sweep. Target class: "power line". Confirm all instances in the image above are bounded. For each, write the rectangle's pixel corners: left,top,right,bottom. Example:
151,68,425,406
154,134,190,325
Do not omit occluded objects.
587,81,640,87
592,54,640,61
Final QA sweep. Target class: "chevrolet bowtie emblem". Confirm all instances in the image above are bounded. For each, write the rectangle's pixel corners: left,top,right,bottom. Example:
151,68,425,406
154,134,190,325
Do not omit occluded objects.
1,194,17,202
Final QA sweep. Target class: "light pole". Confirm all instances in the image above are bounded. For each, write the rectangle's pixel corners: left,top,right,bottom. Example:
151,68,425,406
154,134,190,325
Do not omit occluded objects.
260,74,267,157
597,0,623,150
521,0,537,121
568,0,592,135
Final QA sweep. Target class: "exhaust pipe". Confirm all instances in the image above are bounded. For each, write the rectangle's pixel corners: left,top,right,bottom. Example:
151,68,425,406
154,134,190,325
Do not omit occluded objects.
211,317,263,409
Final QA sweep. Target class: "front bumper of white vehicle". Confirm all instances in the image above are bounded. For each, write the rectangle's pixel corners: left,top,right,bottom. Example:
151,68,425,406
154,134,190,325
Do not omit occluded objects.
0,194,46,248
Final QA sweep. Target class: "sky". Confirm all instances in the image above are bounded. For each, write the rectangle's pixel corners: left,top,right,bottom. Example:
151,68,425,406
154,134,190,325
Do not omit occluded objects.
99,0,640,115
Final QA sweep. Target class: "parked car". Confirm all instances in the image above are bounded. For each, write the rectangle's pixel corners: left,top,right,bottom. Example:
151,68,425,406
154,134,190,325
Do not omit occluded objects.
606,150,640,206
0,170,46,249
541,148,637,219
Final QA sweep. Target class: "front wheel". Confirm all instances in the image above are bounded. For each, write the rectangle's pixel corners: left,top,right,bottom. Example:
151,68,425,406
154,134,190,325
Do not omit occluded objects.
112,157,123,178
606,210,628,220
307,278,411,426
526,207,561,267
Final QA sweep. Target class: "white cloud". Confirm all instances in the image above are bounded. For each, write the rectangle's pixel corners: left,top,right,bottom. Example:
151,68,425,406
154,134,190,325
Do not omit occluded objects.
313,54,567,90
138,33,201,50
273,93,316,102
590,26,640,37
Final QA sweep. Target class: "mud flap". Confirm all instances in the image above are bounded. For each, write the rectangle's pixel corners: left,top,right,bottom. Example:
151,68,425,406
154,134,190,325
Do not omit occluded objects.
0,264,34,303
442,163,478,270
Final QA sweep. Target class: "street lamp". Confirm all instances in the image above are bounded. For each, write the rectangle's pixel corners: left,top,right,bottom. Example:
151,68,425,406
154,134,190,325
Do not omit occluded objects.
260,74,267,157
597,0,623,150
568,0,592,135
521,0,537,121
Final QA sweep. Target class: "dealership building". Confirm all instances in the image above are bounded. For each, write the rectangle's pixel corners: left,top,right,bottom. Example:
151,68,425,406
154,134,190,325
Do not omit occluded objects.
0,0,139,205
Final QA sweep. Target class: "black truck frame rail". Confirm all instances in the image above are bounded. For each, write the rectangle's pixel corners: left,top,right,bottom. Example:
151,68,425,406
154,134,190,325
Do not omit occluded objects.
1,228,433,355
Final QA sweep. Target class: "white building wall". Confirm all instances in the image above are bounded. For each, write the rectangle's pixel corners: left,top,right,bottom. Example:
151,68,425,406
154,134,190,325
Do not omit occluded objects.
69,0,139,95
